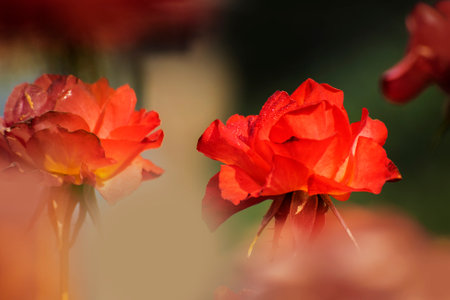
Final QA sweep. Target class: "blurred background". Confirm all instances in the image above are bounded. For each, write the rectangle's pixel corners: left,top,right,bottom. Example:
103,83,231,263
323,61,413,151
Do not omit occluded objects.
0,0,448,299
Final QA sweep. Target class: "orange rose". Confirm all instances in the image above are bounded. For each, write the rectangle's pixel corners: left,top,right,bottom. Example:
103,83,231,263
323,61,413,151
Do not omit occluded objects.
3,74,163,203
1,74,164,299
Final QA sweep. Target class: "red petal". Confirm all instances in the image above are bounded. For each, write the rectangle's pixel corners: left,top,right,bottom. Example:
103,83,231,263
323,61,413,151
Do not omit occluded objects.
307,174,353,196
381,51,431,103
350,108,388,146
197,118,270,183
252,91,298,142
349,136,401,193
202,174,269,231
436,1,450,17
291,78,344,108
262,155,309,196
218,165,262,205
270,101,350,143
270,134,351,180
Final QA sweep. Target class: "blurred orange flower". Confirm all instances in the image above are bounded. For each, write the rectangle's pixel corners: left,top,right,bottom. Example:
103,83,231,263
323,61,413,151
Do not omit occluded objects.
198,79,400,252
382,1,450,103
214,207,450,300
0,172,59,300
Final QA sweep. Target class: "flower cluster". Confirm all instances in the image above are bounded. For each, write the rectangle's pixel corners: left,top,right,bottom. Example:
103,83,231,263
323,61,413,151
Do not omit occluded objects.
198,79,400,250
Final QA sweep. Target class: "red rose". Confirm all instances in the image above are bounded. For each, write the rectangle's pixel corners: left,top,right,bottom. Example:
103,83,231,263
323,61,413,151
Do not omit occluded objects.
198,79,400,252
382,1,450,102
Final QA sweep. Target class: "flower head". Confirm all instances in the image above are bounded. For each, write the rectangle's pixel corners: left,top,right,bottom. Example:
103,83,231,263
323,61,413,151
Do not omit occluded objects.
198,79,400,252
2,74,163,203
382,1,450,102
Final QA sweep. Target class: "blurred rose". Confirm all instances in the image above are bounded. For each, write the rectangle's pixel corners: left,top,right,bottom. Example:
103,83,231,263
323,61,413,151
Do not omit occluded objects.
382,1,450,103
0,0,214,49
216,207,450,300
0,171,59,300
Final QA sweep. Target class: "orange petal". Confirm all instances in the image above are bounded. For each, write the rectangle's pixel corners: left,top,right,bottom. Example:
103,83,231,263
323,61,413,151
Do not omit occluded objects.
93,85,137,137
26,127,112,184
96,130,163,180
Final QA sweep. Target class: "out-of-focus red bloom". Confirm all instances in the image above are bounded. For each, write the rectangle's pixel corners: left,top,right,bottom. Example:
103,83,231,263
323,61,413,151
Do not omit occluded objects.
382,1,450,103
214,207,450,300
198,79,400,252
0,0,213,49
0,171,60,300
2,74,163,203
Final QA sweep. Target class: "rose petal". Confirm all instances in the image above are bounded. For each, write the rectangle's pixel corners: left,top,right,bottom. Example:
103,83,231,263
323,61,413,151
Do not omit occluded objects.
197,118,270,183
291,78,344,108
349,136,401,193
351,108,388,146
262,155,309,196
381,51,432,103
26,127,113,184
96,130,163,180
93,84,137,137
202,173,269,231
219,165,263,205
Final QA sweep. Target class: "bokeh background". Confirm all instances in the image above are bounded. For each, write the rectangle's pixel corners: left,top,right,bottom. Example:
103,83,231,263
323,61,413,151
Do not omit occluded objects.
0,0,448,299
